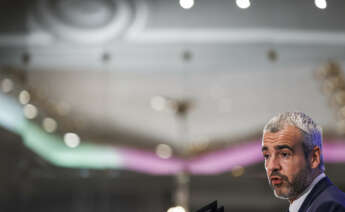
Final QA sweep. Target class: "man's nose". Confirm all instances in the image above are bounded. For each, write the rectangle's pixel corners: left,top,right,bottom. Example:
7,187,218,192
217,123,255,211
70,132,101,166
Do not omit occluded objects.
266,155,281,173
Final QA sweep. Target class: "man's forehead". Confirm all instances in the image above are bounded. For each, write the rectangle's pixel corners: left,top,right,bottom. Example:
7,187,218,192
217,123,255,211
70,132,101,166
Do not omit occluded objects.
262,125,302,146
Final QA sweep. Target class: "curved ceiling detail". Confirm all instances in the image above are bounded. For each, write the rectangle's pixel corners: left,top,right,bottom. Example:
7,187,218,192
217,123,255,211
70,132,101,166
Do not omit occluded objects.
31,0,134,44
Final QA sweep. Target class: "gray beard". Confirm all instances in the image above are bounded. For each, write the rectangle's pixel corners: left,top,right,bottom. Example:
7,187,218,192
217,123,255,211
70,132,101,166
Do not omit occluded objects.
270,163,312,200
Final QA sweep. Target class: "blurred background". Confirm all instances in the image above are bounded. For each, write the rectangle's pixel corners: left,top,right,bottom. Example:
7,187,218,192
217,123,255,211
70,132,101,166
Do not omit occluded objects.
1,0,345,211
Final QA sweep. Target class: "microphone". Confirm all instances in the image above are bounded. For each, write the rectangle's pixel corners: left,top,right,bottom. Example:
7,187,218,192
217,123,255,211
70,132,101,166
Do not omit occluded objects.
196,201,224,212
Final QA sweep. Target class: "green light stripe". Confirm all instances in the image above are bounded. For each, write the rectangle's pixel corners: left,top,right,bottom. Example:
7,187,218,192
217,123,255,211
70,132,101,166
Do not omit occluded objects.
22,120,124,169
1,94,124,169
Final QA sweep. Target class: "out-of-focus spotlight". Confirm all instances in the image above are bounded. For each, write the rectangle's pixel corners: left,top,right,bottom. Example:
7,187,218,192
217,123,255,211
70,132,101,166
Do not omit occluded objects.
64,132,80,148
179,0,194,10
23,104,38,119
167,206,186,212
19,90,31,104
42,117,58,133
151,96,167,111
315,0,327,9
232,165,245,177
236,0,251,9
1,78,14,93
156,144,173,159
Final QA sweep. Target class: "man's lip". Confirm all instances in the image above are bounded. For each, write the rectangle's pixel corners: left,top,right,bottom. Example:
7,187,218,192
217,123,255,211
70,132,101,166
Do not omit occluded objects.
271,179,283,185
270,176,283,185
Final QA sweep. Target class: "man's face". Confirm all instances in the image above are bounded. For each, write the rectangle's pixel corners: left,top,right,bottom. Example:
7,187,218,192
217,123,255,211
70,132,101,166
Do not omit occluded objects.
262,125,312,201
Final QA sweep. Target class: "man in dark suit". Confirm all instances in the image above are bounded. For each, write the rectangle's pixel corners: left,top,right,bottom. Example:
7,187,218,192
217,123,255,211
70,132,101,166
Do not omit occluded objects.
262,112,345,212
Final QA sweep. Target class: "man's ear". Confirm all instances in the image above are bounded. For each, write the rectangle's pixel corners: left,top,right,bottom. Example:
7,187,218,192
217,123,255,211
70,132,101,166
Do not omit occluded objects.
310,146,321,169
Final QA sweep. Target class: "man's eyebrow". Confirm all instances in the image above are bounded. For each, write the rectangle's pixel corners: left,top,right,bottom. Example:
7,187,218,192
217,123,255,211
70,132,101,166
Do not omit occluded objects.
261,146,268,152
275,145,294,152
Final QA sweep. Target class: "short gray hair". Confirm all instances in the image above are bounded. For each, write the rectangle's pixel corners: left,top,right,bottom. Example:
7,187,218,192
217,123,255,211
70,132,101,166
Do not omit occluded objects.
263,112,324,172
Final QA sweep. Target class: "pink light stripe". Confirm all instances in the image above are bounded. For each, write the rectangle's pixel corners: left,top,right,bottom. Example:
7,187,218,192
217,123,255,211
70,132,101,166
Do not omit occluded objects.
117,140,345,175
118,147,184,175
187,141,263,175
323,141,345,162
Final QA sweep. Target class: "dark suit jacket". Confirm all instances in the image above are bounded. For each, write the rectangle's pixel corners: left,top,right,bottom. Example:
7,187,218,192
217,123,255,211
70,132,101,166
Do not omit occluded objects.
298,177,345,212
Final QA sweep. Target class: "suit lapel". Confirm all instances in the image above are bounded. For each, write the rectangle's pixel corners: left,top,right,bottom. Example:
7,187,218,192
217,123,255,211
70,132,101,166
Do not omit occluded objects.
298,177,333,212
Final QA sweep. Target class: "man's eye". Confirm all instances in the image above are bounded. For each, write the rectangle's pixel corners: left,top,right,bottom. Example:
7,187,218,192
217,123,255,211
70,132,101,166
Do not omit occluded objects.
281,152,290,158
263,154,270,159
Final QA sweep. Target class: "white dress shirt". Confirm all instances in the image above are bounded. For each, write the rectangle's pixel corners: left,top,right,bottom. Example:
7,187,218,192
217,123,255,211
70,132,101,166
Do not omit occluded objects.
289,173,326,212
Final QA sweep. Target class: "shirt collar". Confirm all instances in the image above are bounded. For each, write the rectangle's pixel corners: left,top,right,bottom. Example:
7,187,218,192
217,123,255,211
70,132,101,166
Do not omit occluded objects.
289,173,326,212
